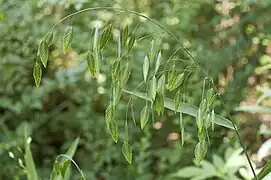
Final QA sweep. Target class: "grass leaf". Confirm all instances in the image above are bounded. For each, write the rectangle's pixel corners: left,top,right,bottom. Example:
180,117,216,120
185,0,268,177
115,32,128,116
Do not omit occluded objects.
123,90,235,130
143,56,149,82
140,105,149,129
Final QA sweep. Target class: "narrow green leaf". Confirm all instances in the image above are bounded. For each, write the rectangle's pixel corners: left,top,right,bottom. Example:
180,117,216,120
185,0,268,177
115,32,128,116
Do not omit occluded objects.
174,90,181,113
149,76,157,100
143,56,149,82
196,109,203,130
105,105,114,129
112,60,120,84
122,141,132,164
61,160,70,178
256,160,271,180
148,39,155,65
121,25,129,48
211,109,215,131
100,24,112,50
167,65,177,91
109,119,118,143
127,33,135,53
63,26,73,54
44,31,54,46
87,51,96,77
93,25,99,51
39,39,48,68
157,74,165,96
33,61,42,87
113,85,122,106
94,50,100,75
155,51,162,73
194,140,208,165
24,125,38,180
123,90,235,130
154,93,164,116
140,105,149,129
66,137,80,158
120,63,131,87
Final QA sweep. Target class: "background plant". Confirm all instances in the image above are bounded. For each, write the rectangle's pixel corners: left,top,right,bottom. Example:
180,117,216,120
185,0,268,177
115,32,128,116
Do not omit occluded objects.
0,0,270,179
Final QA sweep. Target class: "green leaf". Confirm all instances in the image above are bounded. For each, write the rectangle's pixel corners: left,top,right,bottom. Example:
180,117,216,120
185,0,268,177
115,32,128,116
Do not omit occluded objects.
105,105,114,129
194,140,208,165
167,65,177,91
63,26,73,54
24,125,38,180
33,61,42,87
256,160,271,180
120,63,131,87
211,109,215,131
112,60,120,84
127,33,135,53
61,160,70,178
148,39,156,65
155,51,162,73
196,109,203,130
157,74,166,96
174,89,181,113
113,85,122,106
87,51,96,77
93,50,100,75
109,119,118,143
207,88,215,104
100,24,112,50
154,93,164,115
168,73,184,91
38,39,48,68
123,90,235,130
149,76,157,100
44,31,54,46
66,137,80,158
122,140,132,164
121,25,129,48
143,56,149,82
197,128,207,143
140,105,149,129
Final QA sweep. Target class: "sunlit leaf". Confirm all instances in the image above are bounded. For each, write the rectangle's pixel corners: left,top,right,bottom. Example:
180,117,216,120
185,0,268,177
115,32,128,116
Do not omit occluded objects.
155,51,162,73
63,26,73,54
24,125,38,180
123,90,235,130
140,105,149,129
143,56,149,82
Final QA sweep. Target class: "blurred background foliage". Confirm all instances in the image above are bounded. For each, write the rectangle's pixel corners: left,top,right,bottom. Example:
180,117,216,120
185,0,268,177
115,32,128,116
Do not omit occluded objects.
0,0,270,179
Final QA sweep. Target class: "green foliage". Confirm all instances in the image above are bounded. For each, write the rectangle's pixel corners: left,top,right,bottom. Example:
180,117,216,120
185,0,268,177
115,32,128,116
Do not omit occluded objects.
1,0,271,179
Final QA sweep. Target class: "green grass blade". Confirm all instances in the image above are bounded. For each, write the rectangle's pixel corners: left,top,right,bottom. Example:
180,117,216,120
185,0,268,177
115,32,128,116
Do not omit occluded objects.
123,90,235,130
256,160,271,180
24,125,39,180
